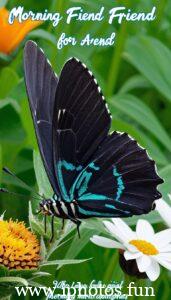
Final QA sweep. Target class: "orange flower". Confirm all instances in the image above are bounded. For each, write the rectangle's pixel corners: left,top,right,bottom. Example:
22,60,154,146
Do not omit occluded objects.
0,7,42,54
0,219,40,270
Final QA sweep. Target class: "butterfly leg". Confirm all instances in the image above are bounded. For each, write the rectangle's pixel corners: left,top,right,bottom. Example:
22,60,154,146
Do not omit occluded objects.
66,217,81,238
61,219,65,230
50,215,54,243
76,220,81,238
44,214,47,233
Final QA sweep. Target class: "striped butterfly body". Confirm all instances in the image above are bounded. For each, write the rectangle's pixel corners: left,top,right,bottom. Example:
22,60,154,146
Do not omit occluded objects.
24,41,163,240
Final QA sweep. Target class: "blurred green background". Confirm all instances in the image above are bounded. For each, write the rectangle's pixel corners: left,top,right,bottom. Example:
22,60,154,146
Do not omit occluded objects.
0,0,171,299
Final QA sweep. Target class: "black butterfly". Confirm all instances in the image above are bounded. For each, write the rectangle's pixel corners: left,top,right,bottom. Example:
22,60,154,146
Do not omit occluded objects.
24,40,163,240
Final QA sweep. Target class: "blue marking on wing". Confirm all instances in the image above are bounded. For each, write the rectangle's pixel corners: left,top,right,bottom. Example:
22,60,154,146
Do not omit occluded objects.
78,207,116,217
105,204,130,214
56,160,82,201
113,167,125,201
79,193,109,200
88,162,100,171
56,160,125,206
76,171,92,197
69,162,100,200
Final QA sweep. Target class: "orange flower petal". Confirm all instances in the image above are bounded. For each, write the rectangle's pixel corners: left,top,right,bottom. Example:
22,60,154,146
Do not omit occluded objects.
0,7,42,54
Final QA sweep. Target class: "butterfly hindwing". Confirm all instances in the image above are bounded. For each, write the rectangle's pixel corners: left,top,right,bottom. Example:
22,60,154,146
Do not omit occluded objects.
74,132,163,217
24,41,60,195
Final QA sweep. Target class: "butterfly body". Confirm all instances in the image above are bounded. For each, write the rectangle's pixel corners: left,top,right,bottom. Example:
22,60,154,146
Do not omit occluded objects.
40,198,78,219
24,41,163,238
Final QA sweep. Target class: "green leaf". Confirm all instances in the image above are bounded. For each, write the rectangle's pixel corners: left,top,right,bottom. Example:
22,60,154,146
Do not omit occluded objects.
30,271,51,280
110,94,171,152
0,103,26,143
46,236,73,260
0,98,20,112
29,202,44,236
159,165,171,199
64,224,100,261
83,219,107,235
126,211,163,226
9,268,37,279
28,29,56,46
32,271,50,277
20,98,37,149
0,276,28,286
0,264,8,277
41,258,90,267
33,150,53,197
0,52,12,66
0,145,2,184
125,36,171,101
119,75,151,93
0,68,19,98
40,237,47,260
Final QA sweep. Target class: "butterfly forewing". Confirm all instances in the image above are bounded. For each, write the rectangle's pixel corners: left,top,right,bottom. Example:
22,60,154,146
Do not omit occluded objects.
24,41,60,195
52,58,112,201
53,58,111,165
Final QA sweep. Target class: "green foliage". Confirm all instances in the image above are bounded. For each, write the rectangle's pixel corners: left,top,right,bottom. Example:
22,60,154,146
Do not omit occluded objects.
33,150,53,198
125,36,171,101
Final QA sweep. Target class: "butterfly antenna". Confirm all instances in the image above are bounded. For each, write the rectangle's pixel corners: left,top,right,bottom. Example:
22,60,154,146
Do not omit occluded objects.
2,167,43,199
0,187,40,201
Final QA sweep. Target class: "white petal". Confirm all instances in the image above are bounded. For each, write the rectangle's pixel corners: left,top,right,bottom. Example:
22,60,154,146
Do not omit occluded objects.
124,251,142,261
160,245,171,252
136,255,152,272
124,243,138,253
103,221,126,243
136,219,154,240
90,235,124,249
146,260,160,281
155,256,171,271
155,199,171,227
112,218,135,241
157,253,171,261
152,229,171,248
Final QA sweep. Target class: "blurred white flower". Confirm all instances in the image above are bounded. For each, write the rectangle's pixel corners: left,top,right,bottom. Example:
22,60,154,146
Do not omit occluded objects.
90,218,171,281
155,196,171,227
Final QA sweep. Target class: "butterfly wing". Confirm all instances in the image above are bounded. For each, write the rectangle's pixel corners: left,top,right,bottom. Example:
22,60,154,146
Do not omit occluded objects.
52,58,111,200
52,58,163,216
24,41,60,195
75,132,163,217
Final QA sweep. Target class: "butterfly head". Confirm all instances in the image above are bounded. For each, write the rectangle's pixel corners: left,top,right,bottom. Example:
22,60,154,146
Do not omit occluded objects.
39,199,52,215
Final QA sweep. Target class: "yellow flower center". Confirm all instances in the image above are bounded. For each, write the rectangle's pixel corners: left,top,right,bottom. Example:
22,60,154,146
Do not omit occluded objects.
129,239,159,255
0,219,40,270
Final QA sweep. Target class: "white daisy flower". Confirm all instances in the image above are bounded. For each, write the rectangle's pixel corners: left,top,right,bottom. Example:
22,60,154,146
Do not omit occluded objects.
155,196,171,227
90,218,171,281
